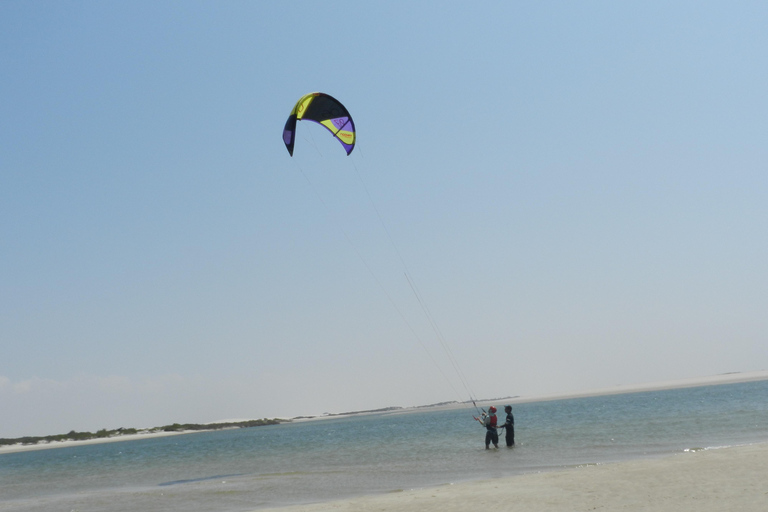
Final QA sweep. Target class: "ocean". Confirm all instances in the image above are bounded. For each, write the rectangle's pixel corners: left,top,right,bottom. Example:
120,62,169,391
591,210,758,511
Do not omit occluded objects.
2,379,767,512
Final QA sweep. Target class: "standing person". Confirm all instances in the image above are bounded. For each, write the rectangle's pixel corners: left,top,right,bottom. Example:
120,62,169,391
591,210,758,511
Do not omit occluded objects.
501,405,515,447
475,406,499,449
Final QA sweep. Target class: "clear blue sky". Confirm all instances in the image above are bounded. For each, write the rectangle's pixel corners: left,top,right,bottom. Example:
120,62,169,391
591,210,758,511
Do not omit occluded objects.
2,1,767,437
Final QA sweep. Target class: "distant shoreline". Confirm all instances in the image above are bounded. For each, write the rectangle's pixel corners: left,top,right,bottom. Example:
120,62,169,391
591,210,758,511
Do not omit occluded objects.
290,369,768,421
503,369,768,405
0,419,281,455
3,370,766,455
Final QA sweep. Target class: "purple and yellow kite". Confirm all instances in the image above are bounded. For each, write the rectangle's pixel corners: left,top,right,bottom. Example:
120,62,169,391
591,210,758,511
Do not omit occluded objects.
283,92,356,156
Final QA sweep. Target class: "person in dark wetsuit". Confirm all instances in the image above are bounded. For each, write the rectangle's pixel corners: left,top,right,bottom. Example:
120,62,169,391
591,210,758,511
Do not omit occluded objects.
477,406,499,449
501,405,515,447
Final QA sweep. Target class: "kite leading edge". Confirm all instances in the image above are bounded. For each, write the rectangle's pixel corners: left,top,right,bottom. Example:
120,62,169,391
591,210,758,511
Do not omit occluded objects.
282,92,356,156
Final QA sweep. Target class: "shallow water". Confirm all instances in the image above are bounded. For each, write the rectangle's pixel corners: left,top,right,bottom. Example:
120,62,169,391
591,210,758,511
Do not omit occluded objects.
2,380,767,512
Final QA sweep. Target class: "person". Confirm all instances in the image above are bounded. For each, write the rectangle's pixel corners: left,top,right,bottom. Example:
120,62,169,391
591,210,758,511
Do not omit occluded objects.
476,406,499,449
501,405,515,447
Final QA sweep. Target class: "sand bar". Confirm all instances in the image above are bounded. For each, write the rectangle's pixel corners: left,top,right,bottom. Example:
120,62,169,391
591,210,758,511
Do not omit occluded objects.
507,369,768,405
0,430,193,454
265,442,768,512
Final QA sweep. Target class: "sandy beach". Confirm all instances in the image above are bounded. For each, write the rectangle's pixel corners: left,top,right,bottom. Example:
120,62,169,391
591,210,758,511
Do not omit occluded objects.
266,442,768,512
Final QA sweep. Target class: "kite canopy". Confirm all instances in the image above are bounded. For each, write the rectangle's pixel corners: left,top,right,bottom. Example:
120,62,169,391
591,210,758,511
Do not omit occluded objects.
282,92,356,156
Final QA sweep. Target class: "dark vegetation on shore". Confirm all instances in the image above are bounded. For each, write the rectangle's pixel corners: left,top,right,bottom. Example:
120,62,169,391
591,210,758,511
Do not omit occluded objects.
0,419,284,447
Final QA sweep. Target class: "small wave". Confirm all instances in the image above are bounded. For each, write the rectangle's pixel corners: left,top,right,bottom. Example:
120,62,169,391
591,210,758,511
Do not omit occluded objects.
158,473,244,486
683,444,735,453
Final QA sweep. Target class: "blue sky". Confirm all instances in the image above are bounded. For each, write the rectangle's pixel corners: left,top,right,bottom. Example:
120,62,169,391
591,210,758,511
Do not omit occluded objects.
2,1,767,437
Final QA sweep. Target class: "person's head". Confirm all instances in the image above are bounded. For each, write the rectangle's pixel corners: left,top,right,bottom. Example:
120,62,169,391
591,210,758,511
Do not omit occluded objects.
488,406,497,414
505,405,512,413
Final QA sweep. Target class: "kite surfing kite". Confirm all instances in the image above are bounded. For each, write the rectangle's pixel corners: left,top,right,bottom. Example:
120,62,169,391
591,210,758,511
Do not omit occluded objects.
282,92,356,156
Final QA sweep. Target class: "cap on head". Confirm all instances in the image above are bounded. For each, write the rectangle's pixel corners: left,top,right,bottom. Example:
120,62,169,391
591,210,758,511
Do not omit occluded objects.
488,406,497,413
505,405,512,412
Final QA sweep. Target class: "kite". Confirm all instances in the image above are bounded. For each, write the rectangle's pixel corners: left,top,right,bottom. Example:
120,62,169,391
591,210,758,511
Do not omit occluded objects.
282,92,356,156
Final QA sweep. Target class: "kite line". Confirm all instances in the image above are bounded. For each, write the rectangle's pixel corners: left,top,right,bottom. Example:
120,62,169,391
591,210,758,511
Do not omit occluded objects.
283,91,482,415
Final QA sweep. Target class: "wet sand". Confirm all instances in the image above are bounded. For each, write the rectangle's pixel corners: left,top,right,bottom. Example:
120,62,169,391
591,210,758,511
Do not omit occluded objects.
266,442,768,512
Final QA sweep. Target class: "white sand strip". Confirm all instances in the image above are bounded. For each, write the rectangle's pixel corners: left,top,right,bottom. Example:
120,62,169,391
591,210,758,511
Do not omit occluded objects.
0,430,192,454
265,443,768,512
506,370,768,405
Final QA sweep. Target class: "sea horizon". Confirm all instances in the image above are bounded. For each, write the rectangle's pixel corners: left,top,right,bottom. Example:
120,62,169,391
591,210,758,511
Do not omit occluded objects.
3,369,766,456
